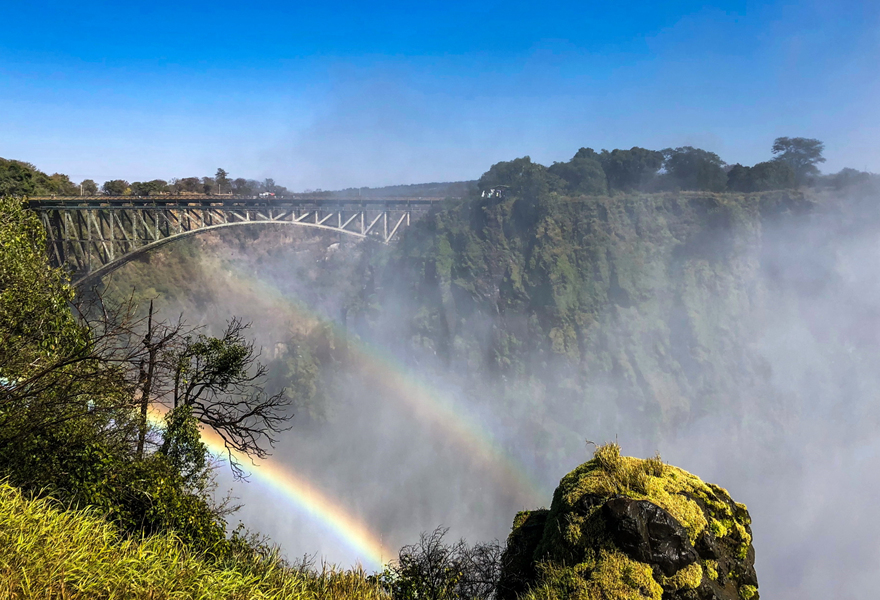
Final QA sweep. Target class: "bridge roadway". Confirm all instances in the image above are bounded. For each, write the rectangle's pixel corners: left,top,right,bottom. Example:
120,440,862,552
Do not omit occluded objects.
29,195,449,286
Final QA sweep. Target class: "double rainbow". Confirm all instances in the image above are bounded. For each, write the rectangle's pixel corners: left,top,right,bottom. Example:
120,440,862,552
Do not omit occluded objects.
138,244,545,570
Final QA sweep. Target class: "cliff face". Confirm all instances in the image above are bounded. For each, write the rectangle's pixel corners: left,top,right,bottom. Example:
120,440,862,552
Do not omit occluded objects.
374,188,812,453
101,186,818,465
497,444,758,600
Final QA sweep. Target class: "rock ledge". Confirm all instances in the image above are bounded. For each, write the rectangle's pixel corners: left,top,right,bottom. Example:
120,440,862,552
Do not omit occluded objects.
498,443,758,600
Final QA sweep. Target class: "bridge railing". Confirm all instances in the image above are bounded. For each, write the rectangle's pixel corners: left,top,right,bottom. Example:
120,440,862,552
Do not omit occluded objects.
29,195,447,208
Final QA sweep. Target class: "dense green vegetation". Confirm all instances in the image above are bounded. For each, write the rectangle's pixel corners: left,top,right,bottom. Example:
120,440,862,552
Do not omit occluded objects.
0,195,237,550
0,195,394,598
0,158,79,196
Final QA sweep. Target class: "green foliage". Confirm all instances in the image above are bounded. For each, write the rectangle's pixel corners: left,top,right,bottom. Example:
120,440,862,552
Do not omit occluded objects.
727,161,795,192
167,317,291,478
598,147,664,191
176,330,251,397
0,158,78,197
0,196,84,374
80,178,99,196
771,136,825,184
0,414,228,556
0,196,112,452
216,167,231,192
102,179,131,195
828,167,872,190
131,179,169,196
478,156,558,200
662,146,727,192
548,147,608,196
160,404,209,484
0,195,266,560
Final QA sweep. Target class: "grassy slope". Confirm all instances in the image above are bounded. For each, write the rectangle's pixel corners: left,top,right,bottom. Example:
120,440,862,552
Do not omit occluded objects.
0,481,384,600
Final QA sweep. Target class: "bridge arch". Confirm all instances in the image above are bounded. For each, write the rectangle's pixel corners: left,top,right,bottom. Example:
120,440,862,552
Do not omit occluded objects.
32,197,436,286
75,220,368,288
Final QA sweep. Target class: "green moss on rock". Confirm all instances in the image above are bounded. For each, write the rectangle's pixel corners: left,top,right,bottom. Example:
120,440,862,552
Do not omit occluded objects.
498,444,759,600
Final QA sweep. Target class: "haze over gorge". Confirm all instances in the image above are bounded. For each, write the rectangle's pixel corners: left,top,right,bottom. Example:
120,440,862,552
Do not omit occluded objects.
0,139,862,597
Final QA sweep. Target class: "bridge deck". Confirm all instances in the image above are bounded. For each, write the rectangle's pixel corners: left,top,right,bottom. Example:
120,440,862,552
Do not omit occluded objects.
31,195,451,285
29,196,446,209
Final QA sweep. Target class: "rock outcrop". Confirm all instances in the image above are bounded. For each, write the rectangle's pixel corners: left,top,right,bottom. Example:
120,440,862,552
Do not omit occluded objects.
498,443,758,600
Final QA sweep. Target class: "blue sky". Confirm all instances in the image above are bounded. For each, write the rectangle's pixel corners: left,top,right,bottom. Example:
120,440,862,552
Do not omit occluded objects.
1,0,878,189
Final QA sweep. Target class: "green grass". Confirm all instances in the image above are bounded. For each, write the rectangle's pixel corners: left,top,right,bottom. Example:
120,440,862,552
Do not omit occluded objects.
0,481,385,600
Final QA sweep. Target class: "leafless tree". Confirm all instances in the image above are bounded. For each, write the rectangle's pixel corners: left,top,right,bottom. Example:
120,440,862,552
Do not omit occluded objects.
1,290,292,477
384,526,503,600
168,317,292,478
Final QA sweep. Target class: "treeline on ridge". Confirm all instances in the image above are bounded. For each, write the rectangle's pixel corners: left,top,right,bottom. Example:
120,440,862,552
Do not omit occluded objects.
0,162,291,198
3,136,875,201
485,137,871,198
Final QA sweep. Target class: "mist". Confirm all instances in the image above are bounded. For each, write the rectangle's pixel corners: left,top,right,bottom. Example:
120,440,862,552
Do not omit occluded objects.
103,179,880,598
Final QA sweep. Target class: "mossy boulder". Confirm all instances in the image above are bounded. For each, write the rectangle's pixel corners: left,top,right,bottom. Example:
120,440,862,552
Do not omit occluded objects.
498,444,757,600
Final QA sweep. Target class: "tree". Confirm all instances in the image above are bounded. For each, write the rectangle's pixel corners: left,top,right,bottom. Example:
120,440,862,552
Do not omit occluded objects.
479,156,554,197
102,179,130,196
0,159,72,197
134,300,184,458
598,147,664,191
829,168,872,190
661,146,727,192
47,173,79,196
0,197,251,555
159,404,209,483
215,168,230,194
771,137,825,185
170,318,291,477
377,527,502,600
131,179,169,196
80,179,98,196
173,177,202,194
0,196,141,453
727,161,795,192
231,178,252,196
547,147,608,196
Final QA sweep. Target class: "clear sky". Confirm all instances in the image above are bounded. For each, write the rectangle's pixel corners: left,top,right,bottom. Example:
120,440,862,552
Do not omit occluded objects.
1,0,878,189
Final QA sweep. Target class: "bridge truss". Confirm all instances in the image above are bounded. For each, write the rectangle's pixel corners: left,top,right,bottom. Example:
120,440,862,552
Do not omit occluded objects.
32,197,439,285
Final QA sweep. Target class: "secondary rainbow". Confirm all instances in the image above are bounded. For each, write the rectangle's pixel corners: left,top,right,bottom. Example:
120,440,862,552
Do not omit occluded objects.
222,264,545,506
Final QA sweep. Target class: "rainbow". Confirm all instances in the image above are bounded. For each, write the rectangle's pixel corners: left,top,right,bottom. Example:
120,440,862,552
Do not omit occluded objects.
134,242,548,568
218,263,545,506
147,411,393,568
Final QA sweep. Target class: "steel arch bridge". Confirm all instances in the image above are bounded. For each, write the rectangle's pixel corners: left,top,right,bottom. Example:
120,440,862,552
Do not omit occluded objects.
30,196,443,286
